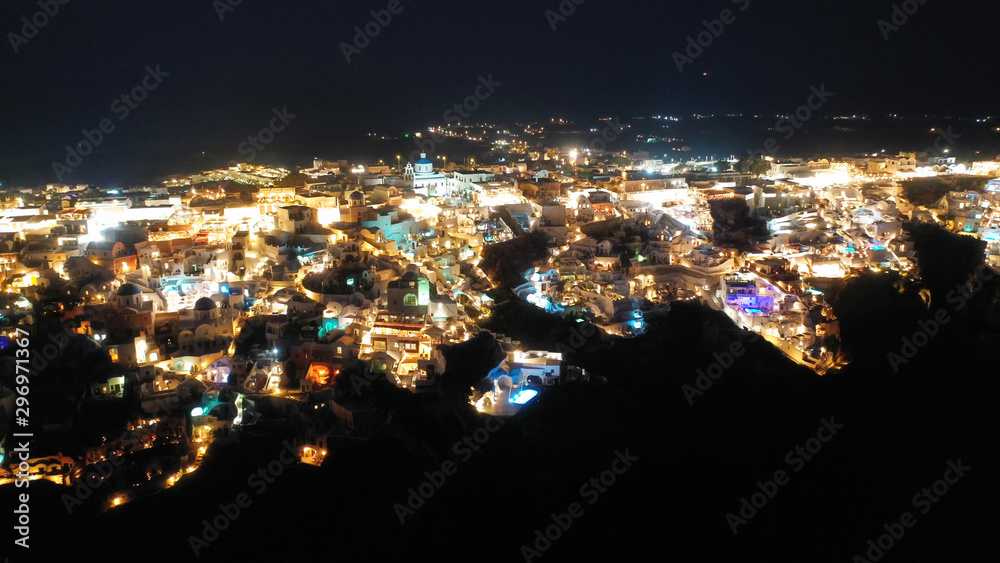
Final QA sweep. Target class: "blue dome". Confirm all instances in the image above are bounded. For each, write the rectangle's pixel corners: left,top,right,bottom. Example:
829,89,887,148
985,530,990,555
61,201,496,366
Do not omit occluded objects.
194,297,217,311
117,283,142,296
416,158,432,165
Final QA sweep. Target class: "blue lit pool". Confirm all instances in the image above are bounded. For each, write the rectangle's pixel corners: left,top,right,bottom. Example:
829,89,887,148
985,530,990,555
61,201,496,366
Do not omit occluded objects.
510,389,539,405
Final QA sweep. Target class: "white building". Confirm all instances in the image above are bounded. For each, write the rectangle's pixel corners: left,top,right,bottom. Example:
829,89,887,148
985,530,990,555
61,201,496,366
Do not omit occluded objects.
403,153,449,197
448,170,496,196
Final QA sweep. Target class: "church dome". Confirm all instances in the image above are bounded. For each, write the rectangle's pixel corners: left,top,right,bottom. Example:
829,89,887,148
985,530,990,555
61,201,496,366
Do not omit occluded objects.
193,297,217,311
349,190,365,200
416,157,432,165
117,283,142,296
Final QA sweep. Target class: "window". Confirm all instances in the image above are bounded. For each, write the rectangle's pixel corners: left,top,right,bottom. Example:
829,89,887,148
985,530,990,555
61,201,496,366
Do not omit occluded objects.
403,293,418,307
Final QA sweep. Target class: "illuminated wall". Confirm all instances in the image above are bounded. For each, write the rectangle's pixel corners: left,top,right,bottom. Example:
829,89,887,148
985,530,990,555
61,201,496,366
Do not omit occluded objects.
418,277,430,306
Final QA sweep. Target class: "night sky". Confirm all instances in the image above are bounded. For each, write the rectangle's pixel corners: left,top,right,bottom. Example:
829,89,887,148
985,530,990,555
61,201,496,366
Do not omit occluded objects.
5,3,1000,561
1,0,997,183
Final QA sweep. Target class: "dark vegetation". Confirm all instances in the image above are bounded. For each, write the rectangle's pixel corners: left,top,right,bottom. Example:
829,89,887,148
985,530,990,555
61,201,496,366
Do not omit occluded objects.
479,230,551,287
710,198,770,250
901,176,988,207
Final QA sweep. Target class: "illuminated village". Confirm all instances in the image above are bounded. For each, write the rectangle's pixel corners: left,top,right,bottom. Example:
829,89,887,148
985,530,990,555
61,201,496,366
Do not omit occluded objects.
3,122,1000,512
